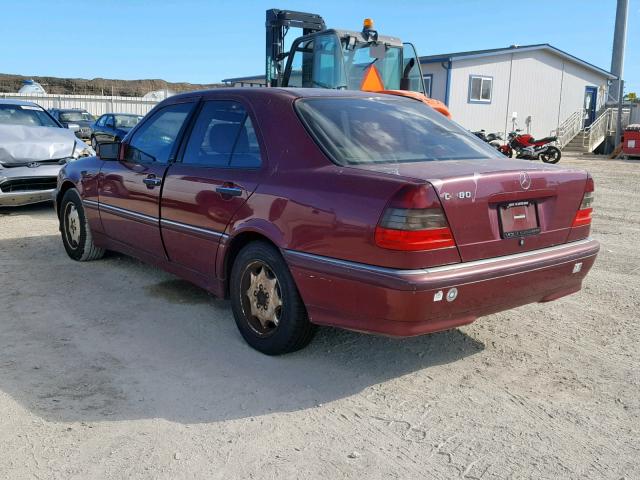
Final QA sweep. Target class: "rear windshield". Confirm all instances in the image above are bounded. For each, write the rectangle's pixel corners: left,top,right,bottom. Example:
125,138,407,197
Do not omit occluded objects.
114,114,142,129
0,104,59,128
295,96,499,165
60,111,93,122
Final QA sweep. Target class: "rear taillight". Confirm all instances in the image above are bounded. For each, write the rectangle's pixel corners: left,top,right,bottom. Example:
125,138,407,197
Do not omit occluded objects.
375,184,456,251
571,176,594,228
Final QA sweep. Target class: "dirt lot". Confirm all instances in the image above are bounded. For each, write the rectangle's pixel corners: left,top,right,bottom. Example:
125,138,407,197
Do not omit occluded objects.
0,154,638,479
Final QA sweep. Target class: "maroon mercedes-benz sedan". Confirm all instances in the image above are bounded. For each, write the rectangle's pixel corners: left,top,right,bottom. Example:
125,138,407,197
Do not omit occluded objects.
55,88,599,354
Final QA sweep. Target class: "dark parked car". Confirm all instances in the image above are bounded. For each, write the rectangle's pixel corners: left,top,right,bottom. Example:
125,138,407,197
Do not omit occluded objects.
90,113,143,149
55,88,599,354
49,108,95,140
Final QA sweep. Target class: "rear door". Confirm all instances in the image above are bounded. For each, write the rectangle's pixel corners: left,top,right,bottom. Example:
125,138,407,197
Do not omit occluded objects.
98,100,196,259
160,99,264,278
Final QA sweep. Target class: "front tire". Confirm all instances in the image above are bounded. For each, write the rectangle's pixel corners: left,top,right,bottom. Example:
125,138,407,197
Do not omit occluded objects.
230,241,316,355
60,189,105,261
540,146,561,163
90,136,98,150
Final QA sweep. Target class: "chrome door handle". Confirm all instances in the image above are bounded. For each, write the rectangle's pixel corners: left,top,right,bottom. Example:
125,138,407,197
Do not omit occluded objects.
143,176,162,188
215,186,243,197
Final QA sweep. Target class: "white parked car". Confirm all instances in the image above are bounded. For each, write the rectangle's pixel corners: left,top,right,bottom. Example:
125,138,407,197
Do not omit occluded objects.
0,99,94,206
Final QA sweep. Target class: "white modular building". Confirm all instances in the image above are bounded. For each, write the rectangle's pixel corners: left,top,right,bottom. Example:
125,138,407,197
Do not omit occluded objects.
420,44,618,149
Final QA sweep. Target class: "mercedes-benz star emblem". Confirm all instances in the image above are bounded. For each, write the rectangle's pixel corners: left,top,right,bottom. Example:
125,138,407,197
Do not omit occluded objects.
519,172,531,190
27,162,41,168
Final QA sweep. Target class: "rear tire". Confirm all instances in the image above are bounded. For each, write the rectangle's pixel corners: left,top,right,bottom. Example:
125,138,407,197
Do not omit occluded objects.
60,189,105,261
230,241,316,355
540,146,561,164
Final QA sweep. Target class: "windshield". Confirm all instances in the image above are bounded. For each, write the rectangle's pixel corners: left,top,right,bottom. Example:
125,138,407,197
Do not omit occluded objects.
114,115,142,129
342,43,402,90
295,96,499,165
60,111,93,122
0,104,59,127
286,34,403,91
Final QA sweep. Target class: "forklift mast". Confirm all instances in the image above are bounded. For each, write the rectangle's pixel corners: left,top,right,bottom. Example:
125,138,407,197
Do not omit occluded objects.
266,9,326,87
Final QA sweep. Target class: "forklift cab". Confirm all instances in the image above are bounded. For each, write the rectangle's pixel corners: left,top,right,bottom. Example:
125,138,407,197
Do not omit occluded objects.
282,29,426,95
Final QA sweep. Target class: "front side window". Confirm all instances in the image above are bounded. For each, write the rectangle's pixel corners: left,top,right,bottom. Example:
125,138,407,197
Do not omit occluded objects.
124,103,193,164
182,101,261,168
312,34,346,89
295,96,498,165
0,104,59,127
469,75,492,103
288,39,314,88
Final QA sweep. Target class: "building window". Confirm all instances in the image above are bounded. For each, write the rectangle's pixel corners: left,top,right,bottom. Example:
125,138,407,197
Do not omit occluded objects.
423,74,433,97
469,75,492,103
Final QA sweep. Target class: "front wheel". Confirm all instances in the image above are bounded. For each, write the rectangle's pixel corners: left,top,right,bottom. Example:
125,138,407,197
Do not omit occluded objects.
540,146,561,164
60,189,105,261
230,241,316,355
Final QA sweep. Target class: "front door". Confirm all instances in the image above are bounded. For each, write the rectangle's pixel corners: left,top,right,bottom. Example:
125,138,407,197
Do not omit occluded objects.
98,101,196,259
584,86,598,127
160,99,264,278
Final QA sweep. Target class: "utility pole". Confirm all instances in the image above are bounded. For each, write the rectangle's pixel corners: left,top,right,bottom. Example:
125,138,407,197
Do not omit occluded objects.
611,0,628,145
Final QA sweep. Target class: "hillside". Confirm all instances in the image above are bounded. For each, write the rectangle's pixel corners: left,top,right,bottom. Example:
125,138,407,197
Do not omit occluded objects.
0,73,224,97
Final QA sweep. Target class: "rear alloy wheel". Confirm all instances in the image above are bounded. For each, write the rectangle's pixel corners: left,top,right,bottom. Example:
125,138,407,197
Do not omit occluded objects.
230,241,316,355
540,146,561,164
60,189,105,261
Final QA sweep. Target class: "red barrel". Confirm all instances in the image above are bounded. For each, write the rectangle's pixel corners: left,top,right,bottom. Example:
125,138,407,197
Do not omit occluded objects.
622,124,640,158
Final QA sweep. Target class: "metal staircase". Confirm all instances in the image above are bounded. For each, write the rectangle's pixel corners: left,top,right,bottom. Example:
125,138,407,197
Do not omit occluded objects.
555,109,585,150
560,108,631,153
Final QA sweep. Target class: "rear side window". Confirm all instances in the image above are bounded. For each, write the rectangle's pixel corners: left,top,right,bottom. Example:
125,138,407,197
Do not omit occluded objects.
295,97,498,165
124,103,193,164
182,100,262,168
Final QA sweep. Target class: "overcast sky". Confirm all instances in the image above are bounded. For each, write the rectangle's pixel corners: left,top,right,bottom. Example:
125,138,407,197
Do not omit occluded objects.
2,0,638,92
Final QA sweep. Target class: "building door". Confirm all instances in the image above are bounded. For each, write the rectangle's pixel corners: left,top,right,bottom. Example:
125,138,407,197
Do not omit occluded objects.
584,86,598,127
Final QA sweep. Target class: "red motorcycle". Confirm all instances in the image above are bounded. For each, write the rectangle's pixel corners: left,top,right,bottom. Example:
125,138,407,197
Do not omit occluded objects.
498,129,561,163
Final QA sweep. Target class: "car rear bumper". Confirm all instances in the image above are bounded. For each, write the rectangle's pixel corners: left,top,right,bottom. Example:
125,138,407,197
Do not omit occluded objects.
284,238,600,336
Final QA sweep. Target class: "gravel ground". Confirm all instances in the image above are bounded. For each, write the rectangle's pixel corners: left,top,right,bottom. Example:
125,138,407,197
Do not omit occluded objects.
0,154,638,479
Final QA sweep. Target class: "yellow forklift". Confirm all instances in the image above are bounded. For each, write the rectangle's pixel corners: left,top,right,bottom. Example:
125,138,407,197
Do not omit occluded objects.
265,9,450,117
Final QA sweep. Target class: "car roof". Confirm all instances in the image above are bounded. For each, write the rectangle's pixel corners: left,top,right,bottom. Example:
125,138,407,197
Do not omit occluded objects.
168,87,397,102
0,98,43,107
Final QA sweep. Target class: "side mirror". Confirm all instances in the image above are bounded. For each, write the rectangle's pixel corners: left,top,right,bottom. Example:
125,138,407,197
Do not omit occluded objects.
97,141,121,160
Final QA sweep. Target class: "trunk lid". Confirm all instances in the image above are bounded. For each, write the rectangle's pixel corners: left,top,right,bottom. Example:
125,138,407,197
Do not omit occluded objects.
352,158,588,262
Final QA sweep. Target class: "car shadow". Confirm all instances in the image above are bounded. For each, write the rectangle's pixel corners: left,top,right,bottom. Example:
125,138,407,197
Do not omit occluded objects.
0,201,54,216
0,233,484,424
